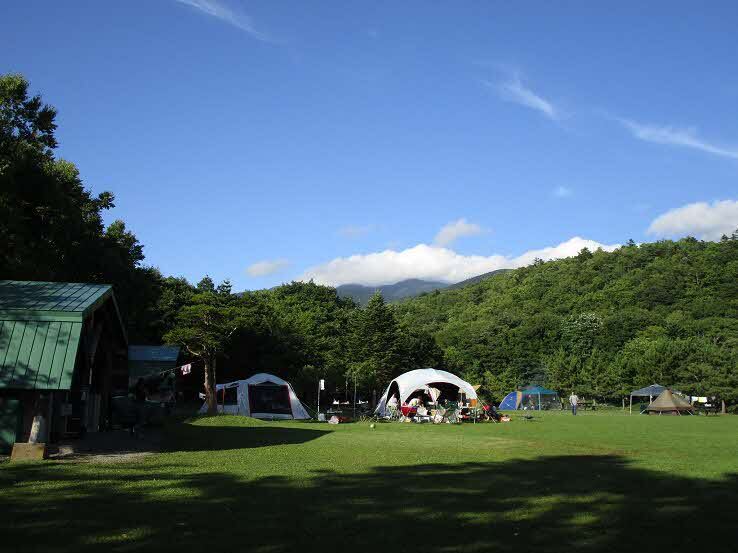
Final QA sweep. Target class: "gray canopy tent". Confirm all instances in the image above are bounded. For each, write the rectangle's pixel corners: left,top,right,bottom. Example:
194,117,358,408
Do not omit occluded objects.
629,384,666,414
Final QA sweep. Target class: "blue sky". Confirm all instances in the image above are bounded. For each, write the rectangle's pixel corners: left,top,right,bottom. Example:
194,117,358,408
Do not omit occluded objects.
3,1,738,289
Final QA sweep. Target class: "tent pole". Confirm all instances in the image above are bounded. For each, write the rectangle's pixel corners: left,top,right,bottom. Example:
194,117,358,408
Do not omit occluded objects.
629,395,632,415
353,375,357,419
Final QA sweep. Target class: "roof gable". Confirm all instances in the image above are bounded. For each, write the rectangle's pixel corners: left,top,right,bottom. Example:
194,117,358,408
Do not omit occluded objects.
0,280,126,390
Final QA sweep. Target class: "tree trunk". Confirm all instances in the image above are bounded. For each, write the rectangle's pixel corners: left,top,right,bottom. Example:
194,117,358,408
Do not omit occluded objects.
204,356,217,415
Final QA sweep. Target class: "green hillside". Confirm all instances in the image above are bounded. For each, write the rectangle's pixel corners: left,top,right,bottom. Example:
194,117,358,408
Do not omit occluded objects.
336,278,449,304
396,237,738,403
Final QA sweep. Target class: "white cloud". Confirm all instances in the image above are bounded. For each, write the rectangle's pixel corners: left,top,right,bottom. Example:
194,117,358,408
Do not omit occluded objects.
299,237,620,286
246,258,289,277
337,225,374,238
493,76,559,120
647,200,738,241
174,0,269,40
619,118,738,160
553,186,573,198
434,218,483,247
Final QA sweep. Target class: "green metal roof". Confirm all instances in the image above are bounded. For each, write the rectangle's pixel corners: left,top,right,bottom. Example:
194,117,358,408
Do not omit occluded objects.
0,320,82,389
0,281,122,390
0,281,113,321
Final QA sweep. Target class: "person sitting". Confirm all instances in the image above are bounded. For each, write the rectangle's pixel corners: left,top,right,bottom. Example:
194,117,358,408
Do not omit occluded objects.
387,394,399,409
482,404,502,422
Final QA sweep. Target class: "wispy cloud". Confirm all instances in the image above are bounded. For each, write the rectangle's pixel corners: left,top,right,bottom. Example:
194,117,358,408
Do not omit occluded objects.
553,186,573,198
648,199,738,241
174,0,269,41
492,75,559,120
619,118,738,160
246,258,289,277
337,225,374,239
434,218,483,247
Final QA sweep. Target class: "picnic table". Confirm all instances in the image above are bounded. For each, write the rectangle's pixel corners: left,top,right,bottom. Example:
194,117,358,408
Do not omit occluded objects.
696,402,720,415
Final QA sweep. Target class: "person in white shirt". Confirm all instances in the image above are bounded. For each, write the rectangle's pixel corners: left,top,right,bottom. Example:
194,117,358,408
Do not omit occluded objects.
569,392,579,416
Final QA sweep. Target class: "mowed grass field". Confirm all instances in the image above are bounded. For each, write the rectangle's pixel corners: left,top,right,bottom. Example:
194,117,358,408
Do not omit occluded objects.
2,411,738,553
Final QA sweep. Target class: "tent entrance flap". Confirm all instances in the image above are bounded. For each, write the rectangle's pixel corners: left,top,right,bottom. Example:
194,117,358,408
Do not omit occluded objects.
248,384,292,415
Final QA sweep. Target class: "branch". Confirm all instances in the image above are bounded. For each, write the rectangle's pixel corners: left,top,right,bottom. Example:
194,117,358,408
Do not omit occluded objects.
185,344,203,358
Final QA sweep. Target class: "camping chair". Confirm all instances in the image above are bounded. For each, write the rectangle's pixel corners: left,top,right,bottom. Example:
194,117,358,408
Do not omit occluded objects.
440,401,461,424
385,404,400,422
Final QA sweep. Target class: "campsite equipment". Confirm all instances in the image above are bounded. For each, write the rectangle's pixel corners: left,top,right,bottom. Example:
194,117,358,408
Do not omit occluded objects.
440,401,461,424
374,368,477,417
646,389,694,415
629,384,666,414
199,373,310,419
499,385,560,410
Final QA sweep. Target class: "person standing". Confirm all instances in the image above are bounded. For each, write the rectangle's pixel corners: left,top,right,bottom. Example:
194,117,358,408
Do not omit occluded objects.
569,392,579,416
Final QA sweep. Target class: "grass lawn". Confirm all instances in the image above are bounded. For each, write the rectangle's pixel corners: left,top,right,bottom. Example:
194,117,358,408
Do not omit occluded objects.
2,411,738,552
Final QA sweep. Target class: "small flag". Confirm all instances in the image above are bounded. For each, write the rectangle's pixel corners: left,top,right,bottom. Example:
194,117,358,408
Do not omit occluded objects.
180,363,192,375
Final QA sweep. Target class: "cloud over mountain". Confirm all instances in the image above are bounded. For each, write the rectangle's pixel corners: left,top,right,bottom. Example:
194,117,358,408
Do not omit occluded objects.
300,237,619,286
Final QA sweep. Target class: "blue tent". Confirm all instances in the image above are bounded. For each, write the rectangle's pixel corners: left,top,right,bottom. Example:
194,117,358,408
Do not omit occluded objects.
499,385,560,410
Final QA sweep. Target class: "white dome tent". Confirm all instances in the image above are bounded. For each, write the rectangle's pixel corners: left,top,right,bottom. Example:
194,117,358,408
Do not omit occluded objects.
200,373,310,420
374,368,478,416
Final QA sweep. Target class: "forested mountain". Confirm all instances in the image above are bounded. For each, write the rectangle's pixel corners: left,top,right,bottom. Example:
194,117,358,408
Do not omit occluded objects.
335,270,513,304
445,269,512,290
336,279,448,304
396,238,738,403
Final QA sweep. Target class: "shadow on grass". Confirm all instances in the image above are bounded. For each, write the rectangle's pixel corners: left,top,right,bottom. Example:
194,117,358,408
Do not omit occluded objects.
162,422,331,452
2,452,738,553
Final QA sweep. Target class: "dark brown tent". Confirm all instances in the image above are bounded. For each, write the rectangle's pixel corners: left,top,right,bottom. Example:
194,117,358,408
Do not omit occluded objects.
646,389,694,416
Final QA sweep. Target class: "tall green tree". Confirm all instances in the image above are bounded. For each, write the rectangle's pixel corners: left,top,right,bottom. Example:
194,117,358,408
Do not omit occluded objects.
348,292,404,391
164,279,249,414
